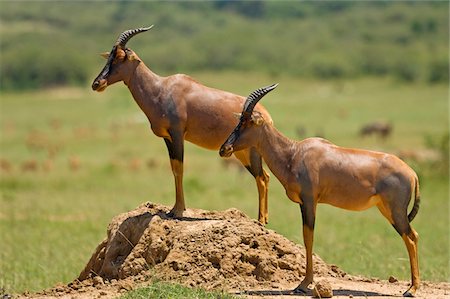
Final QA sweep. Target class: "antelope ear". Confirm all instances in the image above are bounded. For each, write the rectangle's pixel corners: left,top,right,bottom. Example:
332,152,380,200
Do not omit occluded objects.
125,49,138,61
127,53,138,61
251,112,265,126
233,112,242,120
100,52,110,59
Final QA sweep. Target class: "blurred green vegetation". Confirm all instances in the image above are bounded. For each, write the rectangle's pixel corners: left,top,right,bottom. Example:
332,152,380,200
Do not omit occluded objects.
1,1,448,90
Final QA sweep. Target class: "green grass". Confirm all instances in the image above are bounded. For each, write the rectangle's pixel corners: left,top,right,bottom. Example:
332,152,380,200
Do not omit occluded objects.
119,280,236,299
0,73,448,295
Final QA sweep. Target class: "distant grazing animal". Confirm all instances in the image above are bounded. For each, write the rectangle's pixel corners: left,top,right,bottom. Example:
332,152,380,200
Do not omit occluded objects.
0,158,12,173
360,121,392,139
220,84,420,297
92,27,272,223
21,159,38,172
69,155,81,172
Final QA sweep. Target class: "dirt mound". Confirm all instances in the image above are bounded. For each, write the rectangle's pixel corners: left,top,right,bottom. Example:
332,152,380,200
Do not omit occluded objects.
15,203,450,299
78,202,344,291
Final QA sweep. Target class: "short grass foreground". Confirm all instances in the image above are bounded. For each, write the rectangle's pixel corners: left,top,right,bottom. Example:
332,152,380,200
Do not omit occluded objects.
0,74,448,294
119,281,236,299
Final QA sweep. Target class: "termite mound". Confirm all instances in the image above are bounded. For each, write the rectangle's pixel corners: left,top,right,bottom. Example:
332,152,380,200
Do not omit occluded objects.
78,202,345,291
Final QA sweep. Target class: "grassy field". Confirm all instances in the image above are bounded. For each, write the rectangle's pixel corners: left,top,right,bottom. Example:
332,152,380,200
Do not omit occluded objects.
0,73,448,294
119,280,236,299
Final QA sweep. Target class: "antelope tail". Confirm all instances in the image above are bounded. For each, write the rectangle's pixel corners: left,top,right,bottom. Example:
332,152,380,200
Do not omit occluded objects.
408,176,420,222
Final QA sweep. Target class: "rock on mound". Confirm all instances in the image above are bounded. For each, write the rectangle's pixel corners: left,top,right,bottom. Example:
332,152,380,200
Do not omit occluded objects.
79,202,344,291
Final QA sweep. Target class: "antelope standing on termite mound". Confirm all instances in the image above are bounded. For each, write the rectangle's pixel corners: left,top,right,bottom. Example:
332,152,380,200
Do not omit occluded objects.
92,27,272,223
219,84,421,297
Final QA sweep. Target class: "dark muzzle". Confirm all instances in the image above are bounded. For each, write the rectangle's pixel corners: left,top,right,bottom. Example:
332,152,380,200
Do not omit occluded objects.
219,144,234,157
92,46,117,91
91,78,107,91
92,80,101,90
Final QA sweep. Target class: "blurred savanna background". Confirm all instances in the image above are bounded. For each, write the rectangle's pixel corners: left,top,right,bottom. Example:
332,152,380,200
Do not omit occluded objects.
0,1,448,295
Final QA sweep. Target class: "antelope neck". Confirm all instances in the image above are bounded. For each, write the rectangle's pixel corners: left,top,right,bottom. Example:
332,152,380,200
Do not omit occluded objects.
124,62,166,123
256,124,298,187
126,63,162,103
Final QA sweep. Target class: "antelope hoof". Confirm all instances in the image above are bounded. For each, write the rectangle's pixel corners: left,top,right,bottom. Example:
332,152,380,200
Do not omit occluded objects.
403,286,417,297
293,279,311,294
167,207,184,219
293,282,309,294
258,216,268,225
293,285,307,294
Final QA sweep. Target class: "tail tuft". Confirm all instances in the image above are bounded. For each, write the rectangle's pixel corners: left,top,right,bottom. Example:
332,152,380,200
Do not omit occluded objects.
408,177,420,222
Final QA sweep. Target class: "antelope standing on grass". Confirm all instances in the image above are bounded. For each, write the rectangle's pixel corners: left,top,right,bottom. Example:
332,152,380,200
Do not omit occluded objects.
360,120,392,139
91,27,272,223
219,84,421,297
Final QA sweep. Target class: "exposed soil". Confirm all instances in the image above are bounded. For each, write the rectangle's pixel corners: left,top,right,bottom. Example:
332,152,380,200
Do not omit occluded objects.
14,203,450,299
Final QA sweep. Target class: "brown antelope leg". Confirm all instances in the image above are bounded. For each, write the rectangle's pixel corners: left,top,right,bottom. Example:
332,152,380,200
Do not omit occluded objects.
164,135,185,218
249,148,270,224
294,201,316,293
234,149,270,224
258,168,270,223
377,201,420,297
401,229,420,297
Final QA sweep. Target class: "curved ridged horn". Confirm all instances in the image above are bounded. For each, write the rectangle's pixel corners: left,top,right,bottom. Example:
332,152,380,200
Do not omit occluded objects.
243,83,279,117
115,25,154,48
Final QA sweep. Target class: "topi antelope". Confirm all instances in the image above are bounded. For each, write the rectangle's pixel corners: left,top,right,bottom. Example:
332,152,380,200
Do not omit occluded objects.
360,121,392,139
219,84,421,297
92,26,272,223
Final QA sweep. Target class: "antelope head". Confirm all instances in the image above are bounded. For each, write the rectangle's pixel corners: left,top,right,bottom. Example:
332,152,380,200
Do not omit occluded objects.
220,83,278,157
92,26,153,92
